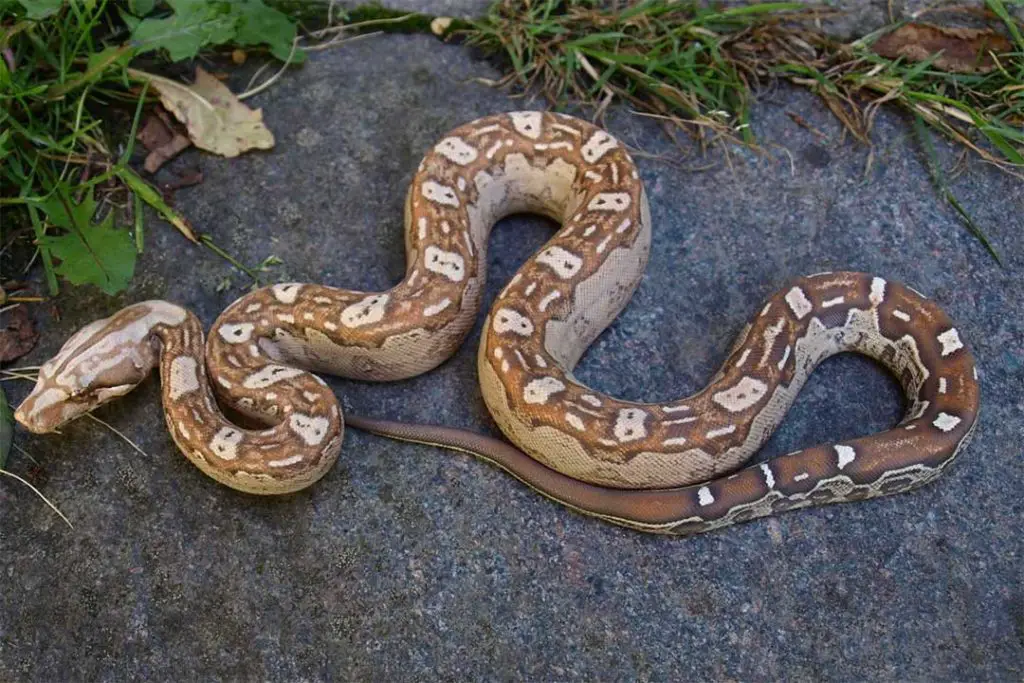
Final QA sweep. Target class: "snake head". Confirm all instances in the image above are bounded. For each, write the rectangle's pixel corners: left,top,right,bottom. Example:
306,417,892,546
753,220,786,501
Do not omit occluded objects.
15,301,186,433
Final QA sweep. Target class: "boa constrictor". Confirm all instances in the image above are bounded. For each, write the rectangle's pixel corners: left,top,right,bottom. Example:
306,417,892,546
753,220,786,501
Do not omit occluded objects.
16,111,980,536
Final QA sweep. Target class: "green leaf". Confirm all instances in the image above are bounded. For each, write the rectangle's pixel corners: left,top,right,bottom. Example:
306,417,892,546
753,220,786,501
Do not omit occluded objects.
118,5,143,31
16,0,64,19
128,0,156,15
987,0,1024,51
130,0,237,61
128,0,304,63
35,186,137,295
0,386,12,470
231,0,305,63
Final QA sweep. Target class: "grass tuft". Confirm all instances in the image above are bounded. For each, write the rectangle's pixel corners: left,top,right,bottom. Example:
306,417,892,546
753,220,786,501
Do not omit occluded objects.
464,0,1023,258
466,0,1024,165
1,0,305,296
467,0,817,146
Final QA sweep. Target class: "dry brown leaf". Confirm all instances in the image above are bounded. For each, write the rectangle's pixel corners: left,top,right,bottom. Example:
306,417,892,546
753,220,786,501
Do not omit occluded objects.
144,135,192,174
138,110,173,150
0,306,39,363
872,23,1012,73
161,168,204,195
128,66,275,158
138,108,193,173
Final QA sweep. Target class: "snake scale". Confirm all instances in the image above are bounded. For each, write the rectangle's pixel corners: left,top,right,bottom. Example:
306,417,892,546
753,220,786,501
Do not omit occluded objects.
16,111,980,536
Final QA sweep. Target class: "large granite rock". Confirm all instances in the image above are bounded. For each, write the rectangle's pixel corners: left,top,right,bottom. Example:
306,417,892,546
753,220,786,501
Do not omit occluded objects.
1,30,1020,680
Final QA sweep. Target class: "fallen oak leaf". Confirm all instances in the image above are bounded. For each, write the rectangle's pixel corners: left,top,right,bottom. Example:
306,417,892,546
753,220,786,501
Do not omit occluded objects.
0,306,39,363
127,66,275,158
871,23,1013,74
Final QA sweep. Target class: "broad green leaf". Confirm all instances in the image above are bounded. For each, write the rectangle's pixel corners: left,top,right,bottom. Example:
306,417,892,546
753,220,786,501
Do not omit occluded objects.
127,0,156,15
130,0,237,61
16,0,64,19
118,5,143,31
130,0,305,63
0,386,12,470
233,0,305,62
35,186,137,295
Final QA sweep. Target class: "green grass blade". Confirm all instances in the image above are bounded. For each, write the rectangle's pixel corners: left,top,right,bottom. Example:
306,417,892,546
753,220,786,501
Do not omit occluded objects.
715,2,804,17
115,166,198,243
577,47,652,66
978,126,1024,164
564,32,629,48
912,114,1002,264
118,79,150,166
986,0,1024,51
133,190,144,253
27,203,60,295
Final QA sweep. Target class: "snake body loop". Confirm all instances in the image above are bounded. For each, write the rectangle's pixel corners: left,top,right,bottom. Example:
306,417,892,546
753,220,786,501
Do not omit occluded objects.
16,112,980,535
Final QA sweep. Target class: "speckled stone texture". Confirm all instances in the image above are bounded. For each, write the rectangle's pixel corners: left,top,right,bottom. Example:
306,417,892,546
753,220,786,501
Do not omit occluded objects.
1,30,1021,682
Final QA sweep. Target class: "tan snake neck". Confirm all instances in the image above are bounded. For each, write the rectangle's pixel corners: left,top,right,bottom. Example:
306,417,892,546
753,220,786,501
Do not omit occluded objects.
16,111,980,535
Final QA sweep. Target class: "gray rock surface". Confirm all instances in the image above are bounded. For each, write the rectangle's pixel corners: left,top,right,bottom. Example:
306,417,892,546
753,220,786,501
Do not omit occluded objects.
1,31,1021,681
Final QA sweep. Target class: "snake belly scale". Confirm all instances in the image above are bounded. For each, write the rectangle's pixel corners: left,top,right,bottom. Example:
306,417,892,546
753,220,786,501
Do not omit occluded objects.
16,111,980,535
